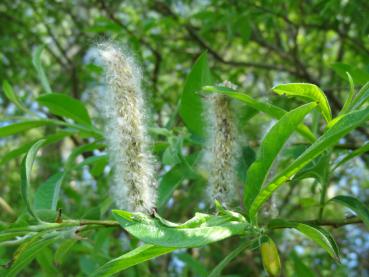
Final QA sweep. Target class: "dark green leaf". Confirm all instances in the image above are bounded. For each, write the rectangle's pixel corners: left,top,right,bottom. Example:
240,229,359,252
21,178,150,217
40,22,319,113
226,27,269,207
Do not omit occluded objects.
330,195,369,229
249,106,369,221
37,93,92,126
179,52,212,137
91,244,175,277
34,172,65,211
244,103,316,216
268,220,340,261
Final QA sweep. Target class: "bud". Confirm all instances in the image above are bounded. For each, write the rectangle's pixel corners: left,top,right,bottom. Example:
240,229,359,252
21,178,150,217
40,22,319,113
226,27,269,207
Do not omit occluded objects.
260,236,281,277
98,43,157,213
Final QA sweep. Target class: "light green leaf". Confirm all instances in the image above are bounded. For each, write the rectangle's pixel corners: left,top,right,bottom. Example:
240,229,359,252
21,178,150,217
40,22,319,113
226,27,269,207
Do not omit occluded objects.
32,46,52,94
112,210,251,248
0,120,53,138
91,244,175,277
272,83,332,123
249,106,369,221
340,72,355,114
34,172,65,211
21,139,47,220
202,85,316,142
2,81,29,113
268,220,340,261
330,195,369,229
244,103,317,216
333,142,369,170
351,81,369,110
37,93,92,126
179,52,212,137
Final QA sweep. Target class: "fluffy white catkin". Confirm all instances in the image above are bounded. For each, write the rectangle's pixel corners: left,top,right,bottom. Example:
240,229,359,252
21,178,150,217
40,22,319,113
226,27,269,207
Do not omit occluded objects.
98,43,157,213
206,81,239,206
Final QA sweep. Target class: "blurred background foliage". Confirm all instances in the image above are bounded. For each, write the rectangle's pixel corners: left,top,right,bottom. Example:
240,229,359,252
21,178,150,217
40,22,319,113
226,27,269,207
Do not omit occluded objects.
1,0,369,276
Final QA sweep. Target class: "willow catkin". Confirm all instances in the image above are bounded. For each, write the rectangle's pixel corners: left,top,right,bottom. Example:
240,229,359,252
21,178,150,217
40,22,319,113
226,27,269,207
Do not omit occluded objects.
205,81,240,207
98,43,157,214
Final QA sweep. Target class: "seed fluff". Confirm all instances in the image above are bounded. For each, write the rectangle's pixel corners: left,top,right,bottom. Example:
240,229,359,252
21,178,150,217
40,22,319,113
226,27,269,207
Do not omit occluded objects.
98,43,157,213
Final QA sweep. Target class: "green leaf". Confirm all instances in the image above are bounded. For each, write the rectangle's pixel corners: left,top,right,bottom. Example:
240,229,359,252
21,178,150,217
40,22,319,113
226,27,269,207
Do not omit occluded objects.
91,244,175,277
37,93,92,126
2,81,29,113
34,172,65,211
244,103,317,216
54,239,77,265
21,139,47,220
249,106,369,221
333,142,369,170
112,210,251,248
179,52,212,137
268,220,340,261
0,131,73,166
4,235,59,277
202,85,316,142
208,239,256,277
351,81,369,110
0,120,53,138
331,63,369,85
272,83,332,123
329,195,369,229
158,164,186,208
340,72,355,114
32,46,52,94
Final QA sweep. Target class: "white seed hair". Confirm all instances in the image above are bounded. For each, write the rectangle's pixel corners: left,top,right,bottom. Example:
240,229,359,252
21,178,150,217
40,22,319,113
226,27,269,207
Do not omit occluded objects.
205,81,240,207
98,43,157,213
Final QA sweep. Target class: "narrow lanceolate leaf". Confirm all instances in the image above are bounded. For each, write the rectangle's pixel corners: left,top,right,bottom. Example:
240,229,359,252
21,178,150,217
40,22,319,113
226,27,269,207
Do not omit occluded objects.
202,85,316,142
249,106,369,221
37,93,92,126
112,210,251,248
21,139,46,220
209,239,256,277
34,172,65,211
244,103,316,215
330,195,369,229
340,72,355,114
4,235,59,277
91,244,175,277
268,219,340,261
333,142,369,170
179,52,212,137
32,46,52,94
2,81,29,113
0,120,53,138
0,131,73,166
351,81,369,110
272,83,332,123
